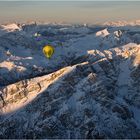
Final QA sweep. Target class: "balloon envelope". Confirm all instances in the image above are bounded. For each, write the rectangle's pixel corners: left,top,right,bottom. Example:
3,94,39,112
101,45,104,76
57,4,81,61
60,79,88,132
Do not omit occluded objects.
43,45,54,59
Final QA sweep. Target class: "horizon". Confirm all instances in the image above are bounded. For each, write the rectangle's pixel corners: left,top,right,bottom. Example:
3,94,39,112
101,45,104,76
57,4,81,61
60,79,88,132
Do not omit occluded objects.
0,1,140,24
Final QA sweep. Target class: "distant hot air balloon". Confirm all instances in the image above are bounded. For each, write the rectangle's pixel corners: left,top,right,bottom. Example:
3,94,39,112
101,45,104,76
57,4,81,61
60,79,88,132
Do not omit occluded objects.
43,45,54,59
34,32,41,37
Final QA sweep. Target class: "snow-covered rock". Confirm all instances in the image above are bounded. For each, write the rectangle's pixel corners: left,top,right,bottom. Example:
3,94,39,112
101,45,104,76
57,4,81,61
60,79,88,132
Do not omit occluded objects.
0,21,140,139
96,28,110,37
1,23,21,32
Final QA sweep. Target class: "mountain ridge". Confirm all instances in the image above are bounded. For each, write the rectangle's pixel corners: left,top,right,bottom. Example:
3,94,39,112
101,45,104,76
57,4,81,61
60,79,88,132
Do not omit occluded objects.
0,21,140,138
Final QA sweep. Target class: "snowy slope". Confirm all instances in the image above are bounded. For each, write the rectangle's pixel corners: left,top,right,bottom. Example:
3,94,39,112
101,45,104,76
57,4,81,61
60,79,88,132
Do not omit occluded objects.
0,21,140,139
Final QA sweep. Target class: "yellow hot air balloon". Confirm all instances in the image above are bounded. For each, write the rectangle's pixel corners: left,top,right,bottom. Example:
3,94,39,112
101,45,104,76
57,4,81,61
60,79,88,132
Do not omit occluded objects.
43,45,54,59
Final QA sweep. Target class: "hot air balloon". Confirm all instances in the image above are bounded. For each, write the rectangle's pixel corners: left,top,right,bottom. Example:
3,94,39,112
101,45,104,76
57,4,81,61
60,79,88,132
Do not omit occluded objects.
43,45,54,59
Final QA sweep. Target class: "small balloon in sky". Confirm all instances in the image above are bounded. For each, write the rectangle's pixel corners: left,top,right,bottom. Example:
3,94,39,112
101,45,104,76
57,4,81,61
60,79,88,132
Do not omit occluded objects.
34,32,41,37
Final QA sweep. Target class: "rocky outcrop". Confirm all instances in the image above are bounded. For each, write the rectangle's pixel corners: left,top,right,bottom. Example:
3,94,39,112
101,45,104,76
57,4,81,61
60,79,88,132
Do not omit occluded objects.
0,42,140,139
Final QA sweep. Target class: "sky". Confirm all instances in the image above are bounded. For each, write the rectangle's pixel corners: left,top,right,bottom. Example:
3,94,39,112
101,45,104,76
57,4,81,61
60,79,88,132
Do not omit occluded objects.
0,1,139,24
0,0,140,1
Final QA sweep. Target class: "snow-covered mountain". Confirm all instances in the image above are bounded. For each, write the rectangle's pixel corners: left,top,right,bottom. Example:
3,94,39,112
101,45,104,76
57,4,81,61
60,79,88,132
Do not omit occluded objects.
0,21,140,139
